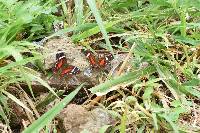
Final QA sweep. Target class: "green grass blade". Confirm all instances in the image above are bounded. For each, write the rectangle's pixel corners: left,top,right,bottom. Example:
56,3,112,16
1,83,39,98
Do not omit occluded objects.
120,111,127,133
90,66,156,95
0,56,42,73
72,20,120,42
173,35,200,46
182,86,200,99
180,10,186,37
86,0,113,53
0,104,9,128
36,90,64,110
158,114,179,133
25,72,58,97
22,83,84,133
47,27,76,39
152,113,158,131
1,45,23,61
75,0,83,25
155,64,179,99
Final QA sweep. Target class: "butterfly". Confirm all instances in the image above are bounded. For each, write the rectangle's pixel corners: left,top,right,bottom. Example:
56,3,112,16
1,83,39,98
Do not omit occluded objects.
82,50,114,68
52,52,80,77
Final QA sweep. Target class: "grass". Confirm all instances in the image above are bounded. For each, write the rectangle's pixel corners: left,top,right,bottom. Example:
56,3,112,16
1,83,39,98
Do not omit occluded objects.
0,0,59,131
0,0,200,132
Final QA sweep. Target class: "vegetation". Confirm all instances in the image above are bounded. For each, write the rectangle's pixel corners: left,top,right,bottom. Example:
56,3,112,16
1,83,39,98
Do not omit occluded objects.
0,0,200,132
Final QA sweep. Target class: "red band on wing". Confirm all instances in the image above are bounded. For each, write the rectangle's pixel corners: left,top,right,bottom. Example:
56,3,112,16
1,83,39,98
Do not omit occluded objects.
83,50,98,68
53,58,65,73
61,66,80,76
98,53,114,68
98,57,106,67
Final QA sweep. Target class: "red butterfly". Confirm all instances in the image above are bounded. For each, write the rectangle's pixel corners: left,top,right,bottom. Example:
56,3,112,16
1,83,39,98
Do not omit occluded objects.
82,50,113,68
52,52,81,76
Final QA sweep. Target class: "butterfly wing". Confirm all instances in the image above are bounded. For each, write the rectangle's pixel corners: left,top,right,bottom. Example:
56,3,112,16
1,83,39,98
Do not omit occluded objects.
52,52,66,73
52,58,65,73
83,50,98,68
83,49,114,68
56,52,65,60
98,53,114,68
61,66,80,76
70,66,81,75
98,57,106,67
105,53,114,61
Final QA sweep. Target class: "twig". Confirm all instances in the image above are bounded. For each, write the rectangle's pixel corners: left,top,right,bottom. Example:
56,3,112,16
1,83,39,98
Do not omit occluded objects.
87,96,102,106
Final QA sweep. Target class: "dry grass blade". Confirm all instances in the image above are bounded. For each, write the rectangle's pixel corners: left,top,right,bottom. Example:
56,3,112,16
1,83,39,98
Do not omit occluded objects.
2,90,32,114
116,42,135,76
17,84,40,118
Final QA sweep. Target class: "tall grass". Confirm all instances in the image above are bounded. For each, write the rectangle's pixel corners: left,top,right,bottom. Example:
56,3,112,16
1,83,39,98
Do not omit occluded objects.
0,0,59,129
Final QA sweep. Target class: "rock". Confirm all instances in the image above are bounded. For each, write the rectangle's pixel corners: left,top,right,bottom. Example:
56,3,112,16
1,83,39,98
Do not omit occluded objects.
57,104,115,133
57,104,90,133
